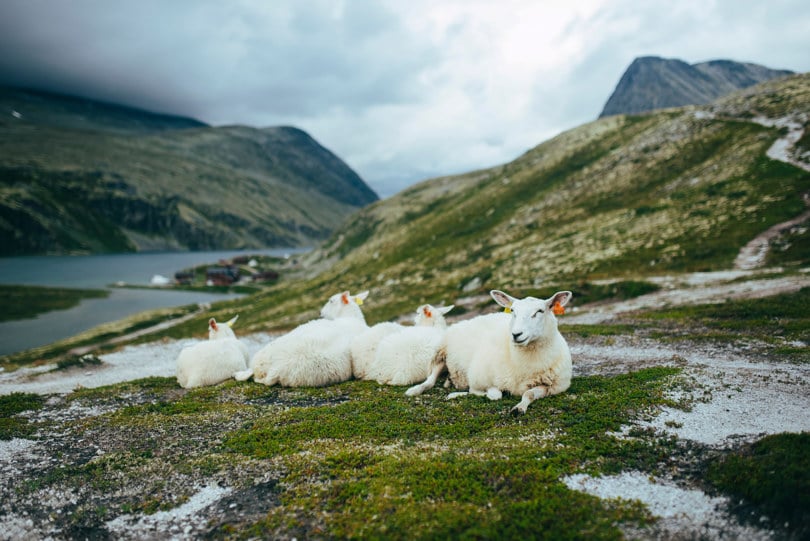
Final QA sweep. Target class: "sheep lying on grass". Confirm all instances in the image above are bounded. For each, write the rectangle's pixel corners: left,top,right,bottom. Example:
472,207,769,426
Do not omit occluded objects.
243,291,369,387
176,315,249,389
406,290,572,415
351,321,404,380
368,304,454,386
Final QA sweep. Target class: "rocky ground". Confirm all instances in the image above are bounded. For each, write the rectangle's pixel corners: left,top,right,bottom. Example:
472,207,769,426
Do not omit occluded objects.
1,268,808,540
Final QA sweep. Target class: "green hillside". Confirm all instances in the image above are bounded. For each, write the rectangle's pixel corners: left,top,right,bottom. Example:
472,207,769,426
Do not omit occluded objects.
176,73,809,334
0,87,377,255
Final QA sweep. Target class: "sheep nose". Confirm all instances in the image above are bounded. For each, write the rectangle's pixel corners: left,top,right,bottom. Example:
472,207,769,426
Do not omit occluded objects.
512,332,523,342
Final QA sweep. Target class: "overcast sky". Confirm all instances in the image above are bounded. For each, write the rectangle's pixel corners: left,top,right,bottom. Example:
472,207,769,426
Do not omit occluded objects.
1,0,808,198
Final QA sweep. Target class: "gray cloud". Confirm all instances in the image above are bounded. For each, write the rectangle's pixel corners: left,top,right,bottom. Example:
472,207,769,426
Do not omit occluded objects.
1,0,808,198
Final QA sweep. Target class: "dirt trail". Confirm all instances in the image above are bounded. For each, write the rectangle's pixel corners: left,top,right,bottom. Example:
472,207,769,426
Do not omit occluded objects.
734,194,810,270
732,114,810,270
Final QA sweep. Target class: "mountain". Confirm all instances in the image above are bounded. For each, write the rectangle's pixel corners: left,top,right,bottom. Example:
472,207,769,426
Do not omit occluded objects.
217,73,809,331
0,86,377,255
599,56,793,117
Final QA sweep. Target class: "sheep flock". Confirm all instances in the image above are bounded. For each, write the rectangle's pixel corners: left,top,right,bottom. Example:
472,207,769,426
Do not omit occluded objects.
177,289,573,415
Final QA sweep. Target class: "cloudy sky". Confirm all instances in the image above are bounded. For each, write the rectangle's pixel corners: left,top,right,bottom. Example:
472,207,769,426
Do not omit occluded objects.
1,1,808,197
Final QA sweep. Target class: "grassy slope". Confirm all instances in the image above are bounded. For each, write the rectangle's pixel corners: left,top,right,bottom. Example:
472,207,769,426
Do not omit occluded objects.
147,74,810,337
0,87,375,255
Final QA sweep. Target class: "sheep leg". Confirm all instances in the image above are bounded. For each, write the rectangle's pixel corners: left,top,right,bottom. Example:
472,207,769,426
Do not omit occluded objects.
447,387,500,400
233,368,254,381
510,386,549,416
254,370,280,387
405,361,444,396
486,387,502,401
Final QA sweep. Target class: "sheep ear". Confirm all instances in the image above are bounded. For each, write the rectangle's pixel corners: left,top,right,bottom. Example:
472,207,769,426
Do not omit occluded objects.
547,291,572,310
209,318,218,331
225,315,239,328
490,290,516,310
354,290,369,306
439,305,454,315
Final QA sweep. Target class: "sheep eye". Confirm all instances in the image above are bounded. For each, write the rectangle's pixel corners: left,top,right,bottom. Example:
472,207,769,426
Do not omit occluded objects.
533,309,544,317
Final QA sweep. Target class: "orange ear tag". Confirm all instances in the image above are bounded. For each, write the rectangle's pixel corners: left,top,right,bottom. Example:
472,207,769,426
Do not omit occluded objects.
552,302,565,316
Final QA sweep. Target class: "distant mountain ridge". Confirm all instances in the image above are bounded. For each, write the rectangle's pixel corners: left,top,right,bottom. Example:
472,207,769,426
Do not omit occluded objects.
599,56,793,117
0,86,377,255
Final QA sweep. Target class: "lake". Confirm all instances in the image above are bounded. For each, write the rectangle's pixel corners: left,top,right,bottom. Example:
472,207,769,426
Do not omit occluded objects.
0,248,308,356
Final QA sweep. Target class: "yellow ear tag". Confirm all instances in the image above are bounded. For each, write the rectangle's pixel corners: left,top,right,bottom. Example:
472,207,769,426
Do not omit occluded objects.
504,306,512,314
355,297,363,306
552,302,565,316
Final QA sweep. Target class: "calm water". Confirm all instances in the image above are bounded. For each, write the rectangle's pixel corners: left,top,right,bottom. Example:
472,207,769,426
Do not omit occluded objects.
0,248,308,356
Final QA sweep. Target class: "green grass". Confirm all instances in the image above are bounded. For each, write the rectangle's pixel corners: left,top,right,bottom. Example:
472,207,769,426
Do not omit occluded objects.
707,432,810,538
0,284,109,322
222,368,682,538
767,215,810,268
0,392,45,440
641,286,810,348
10,368,683,538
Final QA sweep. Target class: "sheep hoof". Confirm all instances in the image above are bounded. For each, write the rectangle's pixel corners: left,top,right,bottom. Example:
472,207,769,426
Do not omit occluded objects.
405,386,422,397
510,405,526,416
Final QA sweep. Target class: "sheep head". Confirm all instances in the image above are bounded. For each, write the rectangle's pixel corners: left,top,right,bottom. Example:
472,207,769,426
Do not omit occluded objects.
414,304,454,327
320,290,370,320
490,290,571,347
208,315,239,340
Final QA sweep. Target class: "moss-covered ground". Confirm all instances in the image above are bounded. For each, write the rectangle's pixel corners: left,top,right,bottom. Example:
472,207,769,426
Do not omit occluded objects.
5,367,683,539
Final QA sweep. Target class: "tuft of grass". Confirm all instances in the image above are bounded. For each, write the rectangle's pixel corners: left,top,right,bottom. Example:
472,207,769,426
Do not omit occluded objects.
56,354,102,371
707,432,810,538
0,392,45,440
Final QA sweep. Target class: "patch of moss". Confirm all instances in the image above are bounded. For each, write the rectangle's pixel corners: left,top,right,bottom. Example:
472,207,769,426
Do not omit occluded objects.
0,392,45,440
707,432,810,538
224,367,682,538
563,324,638,337
767,216,810,268
642,286,810,346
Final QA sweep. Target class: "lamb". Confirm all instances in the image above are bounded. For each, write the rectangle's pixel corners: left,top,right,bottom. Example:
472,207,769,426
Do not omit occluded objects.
406,290,572,415
244,290,369,387
176,315,249,389
367,304,454,386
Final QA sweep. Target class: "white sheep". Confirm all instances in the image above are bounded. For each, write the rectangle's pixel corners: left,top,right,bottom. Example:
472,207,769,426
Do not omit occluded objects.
244,290,369,387
406,290,572,415
368,304,454,386
350,321,403,380
176,315,249,389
